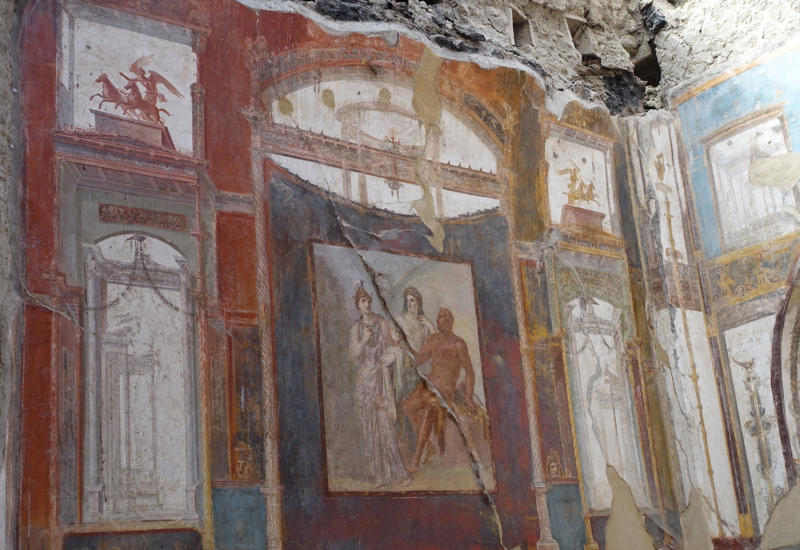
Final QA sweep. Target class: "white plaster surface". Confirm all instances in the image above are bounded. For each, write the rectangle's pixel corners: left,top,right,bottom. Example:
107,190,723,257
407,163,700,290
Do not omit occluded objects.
627,112,691,264
90,236,194,521
97,235,183,269
101,283,189,520
707,117,799,251
269,152,500,218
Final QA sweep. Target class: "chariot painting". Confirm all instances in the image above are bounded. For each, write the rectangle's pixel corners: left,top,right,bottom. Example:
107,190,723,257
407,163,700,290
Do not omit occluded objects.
311,243,495,493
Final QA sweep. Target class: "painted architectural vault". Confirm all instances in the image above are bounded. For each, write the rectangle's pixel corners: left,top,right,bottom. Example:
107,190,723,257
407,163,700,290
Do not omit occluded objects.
10,1,800,549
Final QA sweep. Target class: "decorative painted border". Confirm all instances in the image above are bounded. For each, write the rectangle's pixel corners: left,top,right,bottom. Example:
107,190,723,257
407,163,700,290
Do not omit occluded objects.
99,203,188,232
704,232,800,311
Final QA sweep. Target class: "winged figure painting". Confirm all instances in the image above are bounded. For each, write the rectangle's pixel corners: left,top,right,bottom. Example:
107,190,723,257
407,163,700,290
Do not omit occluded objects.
90,54,184,126
121,54,185,106
556,160,600,208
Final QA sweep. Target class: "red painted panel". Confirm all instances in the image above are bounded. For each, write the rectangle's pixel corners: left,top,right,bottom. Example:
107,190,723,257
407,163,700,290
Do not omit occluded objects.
19,306,54,549
199,0,255,194
19,0,58,294
217,212,258,312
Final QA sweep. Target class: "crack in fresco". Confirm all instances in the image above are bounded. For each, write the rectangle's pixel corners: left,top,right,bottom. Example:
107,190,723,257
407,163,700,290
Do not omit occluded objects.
337,219,428,241
657,352,745,539
290,139,505,537
634,366,733,545
23,288,95,336
627,124,731,541
655,272,745,536
551,242,625,476
21,239,185,339
647,216,736,540
527,234,637,548
18,1,800,547
538,216,716,547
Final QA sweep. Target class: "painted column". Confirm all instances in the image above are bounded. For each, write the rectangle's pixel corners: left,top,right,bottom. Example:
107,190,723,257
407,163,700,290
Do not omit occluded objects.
250,122,283,550
191,82,207,159
178,258,201,524
503,197,560,550
82,244,103,522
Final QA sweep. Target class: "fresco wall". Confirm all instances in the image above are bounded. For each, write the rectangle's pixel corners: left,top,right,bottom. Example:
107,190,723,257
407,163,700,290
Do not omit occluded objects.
13,1,800,549
662,39,800,540
624,111,743,540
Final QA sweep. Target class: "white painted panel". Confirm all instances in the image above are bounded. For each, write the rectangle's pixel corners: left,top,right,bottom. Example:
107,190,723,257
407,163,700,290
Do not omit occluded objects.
725,315,788,530
566,298,647,509
271,80,498,174
708,117,798,250
546,137,617,234
102,282,188,519
129,373,154,471
85,235,195,522
269,154,499,218
440,189,500,218
68,18,197,152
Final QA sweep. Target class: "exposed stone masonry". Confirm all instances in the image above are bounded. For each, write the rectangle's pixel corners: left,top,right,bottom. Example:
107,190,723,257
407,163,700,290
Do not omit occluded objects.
308,0,660,113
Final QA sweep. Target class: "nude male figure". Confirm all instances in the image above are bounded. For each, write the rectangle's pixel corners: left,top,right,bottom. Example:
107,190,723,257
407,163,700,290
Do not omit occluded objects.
401,308,477,473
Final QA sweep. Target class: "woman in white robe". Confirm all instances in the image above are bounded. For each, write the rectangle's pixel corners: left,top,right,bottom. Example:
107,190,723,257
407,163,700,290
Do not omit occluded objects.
349,282,411,487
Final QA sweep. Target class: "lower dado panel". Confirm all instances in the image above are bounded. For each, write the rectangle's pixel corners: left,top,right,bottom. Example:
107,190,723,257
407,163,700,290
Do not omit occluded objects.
212,486,268,549
63,530,202,550
546,483,586,550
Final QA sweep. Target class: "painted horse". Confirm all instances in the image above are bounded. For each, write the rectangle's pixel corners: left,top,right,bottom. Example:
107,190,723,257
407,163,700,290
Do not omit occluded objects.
90,73,135,117
123,80,171,125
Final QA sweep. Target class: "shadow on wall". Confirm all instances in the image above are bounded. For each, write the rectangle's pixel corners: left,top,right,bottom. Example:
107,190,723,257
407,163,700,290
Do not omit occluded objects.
606,465,800,550
759,483,800,550
682,489,713,550
605,465,657,550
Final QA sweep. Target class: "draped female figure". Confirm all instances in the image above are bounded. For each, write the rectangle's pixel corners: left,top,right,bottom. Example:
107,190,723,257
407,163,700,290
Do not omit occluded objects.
349,281,411,487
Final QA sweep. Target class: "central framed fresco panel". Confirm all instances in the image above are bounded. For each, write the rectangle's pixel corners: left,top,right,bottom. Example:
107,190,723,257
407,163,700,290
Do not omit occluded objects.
310,242,496,494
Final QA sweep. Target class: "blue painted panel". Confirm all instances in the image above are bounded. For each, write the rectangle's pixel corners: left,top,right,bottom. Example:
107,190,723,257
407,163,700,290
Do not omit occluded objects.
213,487,267,550
546,483,586,550
675,46,800,257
